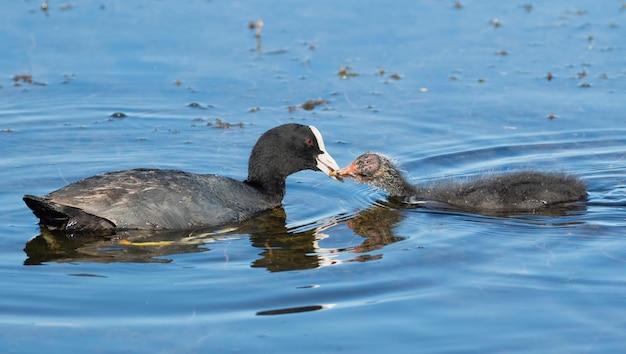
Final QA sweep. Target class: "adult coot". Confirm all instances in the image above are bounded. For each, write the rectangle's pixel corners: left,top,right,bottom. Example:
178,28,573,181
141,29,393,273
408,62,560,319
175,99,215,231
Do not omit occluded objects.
333,153,587,212
24,124,341,231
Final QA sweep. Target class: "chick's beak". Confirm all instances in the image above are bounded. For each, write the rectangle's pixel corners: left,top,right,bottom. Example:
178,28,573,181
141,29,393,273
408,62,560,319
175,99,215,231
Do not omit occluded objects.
329,162,359,180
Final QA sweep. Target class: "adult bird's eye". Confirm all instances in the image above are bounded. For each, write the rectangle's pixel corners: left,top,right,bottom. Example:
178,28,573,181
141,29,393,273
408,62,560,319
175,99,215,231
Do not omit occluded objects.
305,138,314,146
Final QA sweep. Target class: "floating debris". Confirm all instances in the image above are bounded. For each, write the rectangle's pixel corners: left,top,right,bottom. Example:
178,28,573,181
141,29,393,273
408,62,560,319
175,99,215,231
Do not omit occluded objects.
13,73,46,86
455,2,463,9
110,112,126,118
378,68,401,80
249,19,264,53
489,18,501,29
301,99,328,111
207,118,245,129
546,72,554,81
13,74,32,84
248,19,264,38
580,82,591,88
338,66,359,79
249,107,261,112
288,99,329,113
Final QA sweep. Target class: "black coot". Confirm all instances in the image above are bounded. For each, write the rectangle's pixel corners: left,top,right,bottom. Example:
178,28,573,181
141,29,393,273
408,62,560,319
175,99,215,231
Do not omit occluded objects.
24,124,340,231
334,153,587,212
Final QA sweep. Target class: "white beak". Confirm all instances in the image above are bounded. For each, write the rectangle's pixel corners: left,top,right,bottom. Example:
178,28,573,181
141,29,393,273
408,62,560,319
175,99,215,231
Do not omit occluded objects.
309,125,341,181
316,153,341,180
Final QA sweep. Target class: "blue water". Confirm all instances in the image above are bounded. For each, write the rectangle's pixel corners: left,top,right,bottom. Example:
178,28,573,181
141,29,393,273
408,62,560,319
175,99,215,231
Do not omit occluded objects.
2,1,626,353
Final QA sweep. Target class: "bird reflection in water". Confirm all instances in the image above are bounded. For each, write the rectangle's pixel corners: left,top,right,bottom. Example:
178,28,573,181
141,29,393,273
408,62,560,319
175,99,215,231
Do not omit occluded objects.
23,205,406,270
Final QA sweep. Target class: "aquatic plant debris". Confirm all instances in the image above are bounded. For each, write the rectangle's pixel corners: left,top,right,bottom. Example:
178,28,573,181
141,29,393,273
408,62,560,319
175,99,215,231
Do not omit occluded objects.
206,118,245,129
378,68,402,80
248,19,264,38
249,19,264,52
288,99,329,113
12,73,46,86
338,66,359,79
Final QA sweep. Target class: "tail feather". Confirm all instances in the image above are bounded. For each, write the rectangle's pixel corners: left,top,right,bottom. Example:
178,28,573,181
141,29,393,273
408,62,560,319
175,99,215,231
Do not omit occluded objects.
23,195,116,232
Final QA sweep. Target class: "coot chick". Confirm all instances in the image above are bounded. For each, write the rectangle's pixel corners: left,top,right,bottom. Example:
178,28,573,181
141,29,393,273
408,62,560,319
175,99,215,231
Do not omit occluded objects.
333,153,587,212
24,124,341,232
